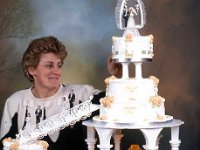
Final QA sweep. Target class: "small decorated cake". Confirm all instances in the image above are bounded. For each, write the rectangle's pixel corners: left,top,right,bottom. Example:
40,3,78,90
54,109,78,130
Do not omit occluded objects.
2,137,49,150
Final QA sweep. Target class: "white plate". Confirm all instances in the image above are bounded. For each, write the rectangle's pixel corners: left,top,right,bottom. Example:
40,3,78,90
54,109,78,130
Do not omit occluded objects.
93,116,133,124
93,115,173,124
150,115,173,123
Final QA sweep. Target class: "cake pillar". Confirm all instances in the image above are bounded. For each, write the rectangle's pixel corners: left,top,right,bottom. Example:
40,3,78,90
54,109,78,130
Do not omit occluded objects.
140,128,163,150
169,126,181,150
122,62,129,79
134,62,142,79
85,127,97,150
95,127,115,150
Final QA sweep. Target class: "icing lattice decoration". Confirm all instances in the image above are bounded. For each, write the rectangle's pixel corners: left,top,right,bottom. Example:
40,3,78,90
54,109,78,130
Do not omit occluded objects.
16,99,99,144
115,0,146,30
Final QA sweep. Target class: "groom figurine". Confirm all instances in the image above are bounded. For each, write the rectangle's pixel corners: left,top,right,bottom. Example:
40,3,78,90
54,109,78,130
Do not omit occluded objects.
68,90,75,108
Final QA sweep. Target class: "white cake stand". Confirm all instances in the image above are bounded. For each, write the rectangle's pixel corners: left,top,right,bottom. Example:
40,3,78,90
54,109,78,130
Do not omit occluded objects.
82,118,184,150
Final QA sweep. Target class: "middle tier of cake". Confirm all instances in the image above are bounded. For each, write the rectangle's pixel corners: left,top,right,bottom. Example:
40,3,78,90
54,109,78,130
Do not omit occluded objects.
99,76,167,123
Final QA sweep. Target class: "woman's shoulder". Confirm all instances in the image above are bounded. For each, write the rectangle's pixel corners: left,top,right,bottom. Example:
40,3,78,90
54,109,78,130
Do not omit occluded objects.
63,84,95,89
7,88,30,102
2,88,30,110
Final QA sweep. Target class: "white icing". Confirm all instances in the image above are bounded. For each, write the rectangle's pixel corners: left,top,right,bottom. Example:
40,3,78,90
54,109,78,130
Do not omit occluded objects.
106,78,157,102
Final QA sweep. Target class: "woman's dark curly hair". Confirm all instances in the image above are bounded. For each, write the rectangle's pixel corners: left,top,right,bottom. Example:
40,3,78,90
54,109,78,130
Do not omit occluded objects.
22,36,67,82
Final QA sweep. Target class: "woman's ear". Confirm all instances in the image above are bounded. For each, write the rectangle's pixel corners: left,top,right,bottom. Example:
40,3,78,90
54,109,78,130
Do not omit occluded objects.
27,67,35,76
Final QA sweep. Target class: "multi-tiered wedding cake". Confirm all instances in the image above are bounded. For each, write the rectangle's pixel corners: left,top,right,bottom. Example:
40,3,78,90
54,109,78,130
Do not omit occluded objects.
98,0,172,123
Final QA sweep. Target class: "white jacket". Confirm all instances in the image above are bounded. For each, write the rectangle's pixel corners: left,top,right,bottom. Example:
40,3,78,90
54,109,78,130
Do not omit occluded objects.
0,84,101,141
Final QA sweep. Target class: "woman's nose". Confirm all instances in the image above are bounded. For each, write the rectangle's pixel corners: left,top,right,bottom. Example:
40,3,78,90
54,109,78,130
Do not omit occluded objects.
52,66,61,73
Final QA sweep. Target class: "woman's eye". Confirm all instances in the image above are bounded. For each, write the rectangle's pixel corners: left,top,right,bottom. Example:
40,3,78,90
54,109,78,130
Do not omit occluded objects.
44,62,63,69
58,63,63,68
46,64,53,68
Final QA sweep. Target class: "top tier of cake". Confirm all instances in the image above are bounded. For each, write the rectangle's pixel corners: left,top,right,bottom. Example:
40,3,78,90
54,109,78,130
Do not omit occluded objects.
112,2,154,63
112,33,154,63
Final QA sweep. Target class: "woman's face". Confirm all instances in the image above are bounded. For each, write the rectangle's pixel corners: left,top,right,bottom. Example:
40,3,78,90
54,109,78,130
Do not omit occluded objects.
29,52,63,91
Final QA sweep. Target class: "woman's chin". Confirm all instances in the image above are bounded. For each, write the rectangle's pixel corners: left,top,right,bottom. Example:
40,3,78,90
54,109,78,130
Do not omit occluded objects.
49,82,60,89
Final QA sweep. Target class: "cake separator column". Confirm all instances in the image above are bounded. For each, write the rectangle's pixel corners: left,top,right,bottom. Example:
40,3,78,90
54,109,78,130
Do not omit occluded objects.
134,62,142,79
122,62,129,79
169,126,181,150
85,126,97,150
95,127,115,150
140,128,163,150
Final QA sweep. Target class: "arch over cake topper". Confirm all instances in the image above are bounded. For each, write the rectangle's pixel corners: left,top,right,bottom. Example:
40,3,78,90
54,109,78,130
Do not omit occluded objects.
115,0,146,30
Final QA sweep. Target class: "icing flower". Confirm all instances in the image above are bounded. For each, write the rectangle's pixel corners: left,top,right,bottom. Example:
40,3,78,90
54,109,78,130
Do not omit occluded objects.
112,36,117,43
149,95,165,107
148,34,154,43
156,114,165,120
149,76,159,86
100,96,114,108
10,143,19,150
99,115,108,120
104,76,116,86
125,33,134,42
3,137,12,142
39,140,49,149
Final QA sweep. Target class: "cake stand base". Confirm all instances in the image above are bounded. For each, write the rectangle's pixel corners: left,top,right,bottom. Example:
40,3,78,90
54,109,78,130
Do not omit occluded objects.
82,119,184,150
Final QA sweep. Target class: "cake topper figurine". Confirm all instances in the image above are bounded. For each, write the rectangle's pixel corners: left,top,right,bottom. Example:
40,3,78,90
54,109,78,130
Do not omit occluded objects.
115,0,146,36
113,0,151,79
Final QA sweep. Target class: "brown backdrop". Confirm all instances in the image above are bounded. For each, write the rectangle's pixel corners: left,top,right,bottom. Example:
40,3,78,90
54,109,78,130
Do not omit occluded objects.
0,0,199,149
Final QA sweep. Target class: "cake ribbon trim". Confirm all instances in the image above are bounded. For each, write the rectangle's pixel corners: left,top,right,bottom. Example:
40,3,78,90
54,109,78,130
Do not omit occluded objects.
16,99,100,144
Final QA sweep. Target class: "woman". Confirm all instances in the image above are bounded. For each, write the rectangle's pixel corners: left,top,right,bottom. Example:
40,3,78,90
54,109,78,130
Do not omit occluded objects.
0,36,121,149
